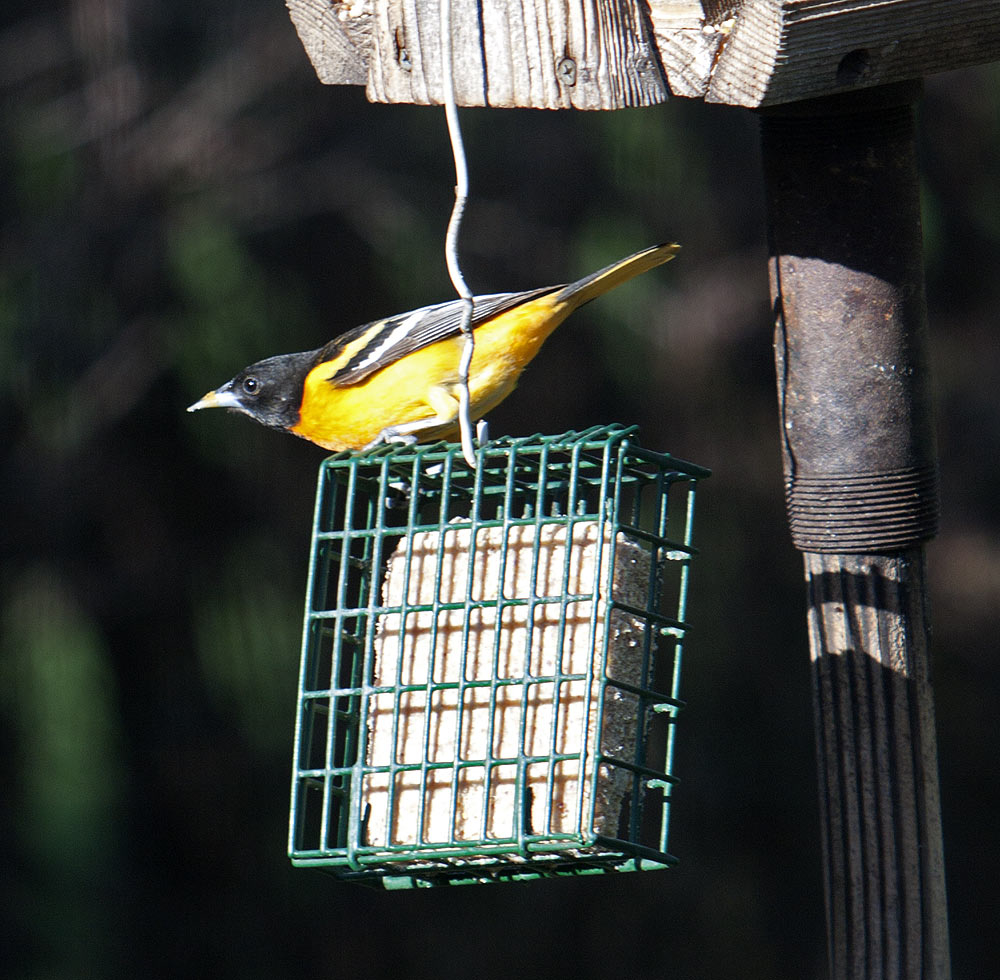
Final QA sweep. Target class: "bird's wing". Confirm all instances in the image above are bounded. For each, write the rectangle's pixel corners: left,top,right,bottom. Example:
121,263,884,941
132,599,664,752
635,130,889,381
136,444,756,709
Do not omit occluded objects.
319,286,556,387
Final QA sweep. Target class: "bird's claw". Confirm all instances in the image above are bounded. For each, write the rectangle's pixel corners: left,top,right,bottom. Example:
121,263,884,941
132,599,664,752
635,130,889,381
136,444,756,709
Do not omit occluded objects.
363,428,420,451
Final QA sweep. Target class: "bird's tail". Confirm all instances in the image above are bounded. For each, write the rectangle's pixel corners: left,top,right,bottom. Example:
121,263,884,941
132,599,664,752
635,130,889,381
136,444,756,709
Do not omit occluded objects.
555,242,680,310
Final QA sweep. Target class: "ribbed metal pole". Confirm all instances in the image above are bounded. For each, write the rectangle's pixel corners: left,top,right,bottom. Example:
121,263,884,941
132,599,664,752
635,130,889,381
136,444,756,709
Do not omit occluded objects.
760,82,950,979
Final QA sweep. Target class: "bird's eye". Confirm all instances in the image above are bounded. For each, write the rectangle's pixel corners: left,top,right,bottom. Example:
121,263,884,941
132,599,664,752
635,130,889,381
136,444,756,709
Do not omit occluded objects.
242,376,259,395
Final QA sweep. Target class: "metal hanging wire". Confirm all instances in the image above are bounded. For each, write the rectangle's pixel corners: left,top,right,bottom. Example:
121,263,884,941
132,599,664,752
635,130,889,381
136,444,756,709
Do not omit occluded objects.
440,0,478,468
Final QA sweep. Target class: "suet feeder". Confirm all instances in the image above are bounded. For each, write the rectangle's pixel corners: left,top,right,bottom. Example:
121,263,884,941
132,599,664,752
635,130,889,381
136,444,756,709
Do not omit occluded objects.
288,424,708,887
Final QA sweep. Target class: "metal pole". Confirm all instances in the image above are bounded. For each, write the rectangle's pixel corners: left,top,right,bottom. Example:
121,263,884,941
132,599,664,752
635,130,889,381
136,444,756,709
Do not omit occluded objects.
760,82,951,979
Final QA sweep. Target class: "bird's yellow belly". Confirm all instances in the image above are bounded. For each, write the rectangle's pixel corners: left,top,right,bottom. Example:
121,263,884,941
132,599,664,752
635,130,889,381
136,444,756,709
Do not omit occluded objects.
292,295,567,452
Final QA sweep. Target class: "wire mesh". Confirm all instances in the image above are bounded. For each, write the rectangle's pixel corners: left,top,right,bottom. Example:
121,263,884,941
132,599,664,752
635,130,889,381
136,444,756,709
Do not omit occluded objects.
288,424,708,887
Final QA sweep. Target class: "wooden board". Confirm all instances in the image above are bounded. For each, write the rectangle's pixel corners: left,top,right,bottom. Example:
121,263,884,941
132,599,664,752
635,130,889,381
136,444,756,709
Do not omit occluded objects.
708,0,1000,107
365,0,669,109
285,0,368,85
285,0,1000,109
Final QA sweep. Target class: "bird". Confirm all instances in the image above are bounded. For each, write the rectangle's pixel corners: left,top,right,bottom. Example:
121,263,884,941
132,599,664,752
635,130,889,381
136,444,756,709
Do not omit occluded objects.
187,242,679,452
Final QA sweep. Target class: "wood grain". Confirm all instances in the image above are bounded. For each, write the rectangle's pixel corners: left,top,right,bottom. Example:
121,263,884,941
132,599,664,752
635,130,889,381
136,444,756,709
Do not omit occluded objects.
285,0,368,85
804,551,950,980
291,0,670,108
648,1,726,99
286,0,1000,109
710,0,1000,107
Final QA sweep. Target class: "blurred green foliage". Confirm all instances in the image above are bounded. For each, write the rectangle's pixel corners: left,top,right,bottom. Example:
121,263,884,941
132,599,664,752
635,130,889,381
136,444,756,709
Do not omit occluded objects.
2,568,126,978
3,569,124,849
190,533,302,755
167,210,310,378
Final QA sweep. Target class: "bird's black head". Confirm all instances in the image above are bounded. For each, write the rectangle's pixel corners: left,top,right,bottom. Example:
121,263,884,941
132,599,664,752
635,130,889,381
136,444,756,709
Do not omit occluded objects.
187,350,318,431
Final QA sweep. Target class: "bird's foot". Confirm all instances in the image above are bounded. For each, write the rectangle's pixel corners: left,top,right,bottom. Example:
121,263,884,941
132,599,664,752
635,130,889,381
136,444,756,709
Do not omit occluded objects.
363,428,420,451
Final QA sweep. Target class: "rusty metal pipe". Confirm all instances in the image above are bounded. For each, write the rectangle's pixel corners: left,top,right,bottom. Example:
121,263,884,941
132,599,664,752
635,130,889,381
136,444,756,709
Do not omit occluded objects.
762,82,938,553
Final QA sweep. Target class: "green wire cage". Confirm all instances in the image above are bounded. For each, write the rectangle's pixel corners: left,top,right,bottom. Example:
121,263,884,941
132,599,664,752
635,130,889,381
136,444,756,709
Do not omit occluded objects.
288,424,708,887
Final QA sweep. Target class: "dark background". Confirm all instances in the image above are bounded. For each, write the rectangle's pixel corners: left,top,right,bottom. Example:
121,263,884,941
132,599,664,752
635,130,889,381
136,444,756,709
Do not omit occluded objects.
2,3,998,977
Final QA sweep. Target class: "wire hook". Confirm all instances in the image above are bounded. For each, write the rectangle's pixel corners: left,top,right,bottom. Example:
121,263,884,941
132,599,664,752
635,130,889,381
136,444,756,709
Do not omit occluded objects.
439,0,479,468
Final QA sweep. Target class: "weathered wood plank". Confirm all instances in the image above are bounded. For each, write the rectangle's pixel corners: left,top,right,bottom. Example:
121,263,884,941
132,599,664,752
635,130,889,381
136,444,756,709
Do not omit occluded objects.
290,0,670,109
369,0,669,109
709,0,1000,107
285,0,369,86
647,1,728,99
285,0,1000,109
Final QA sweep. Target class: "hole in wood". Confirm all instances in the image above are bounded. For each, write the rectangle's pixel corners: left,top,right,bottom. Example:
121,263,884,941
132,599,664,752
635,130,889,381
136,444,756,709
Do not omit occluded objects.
836,49,872,86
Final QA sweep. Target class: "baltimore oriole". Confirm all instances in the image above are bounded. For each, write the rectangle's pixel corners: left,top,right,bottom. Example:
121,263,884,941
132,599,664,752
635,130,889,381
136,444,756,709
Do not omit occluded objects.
187,243,679,451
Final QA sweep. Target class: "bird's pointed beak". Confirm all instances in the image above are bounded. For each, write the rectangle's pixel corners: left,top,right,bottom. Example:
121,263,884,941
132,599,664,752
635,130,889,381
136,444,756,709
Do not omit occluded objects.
187,387,241,413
